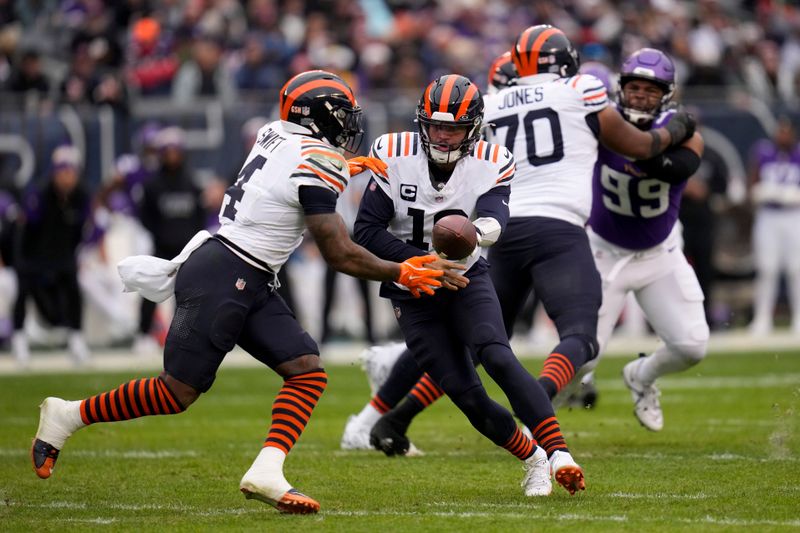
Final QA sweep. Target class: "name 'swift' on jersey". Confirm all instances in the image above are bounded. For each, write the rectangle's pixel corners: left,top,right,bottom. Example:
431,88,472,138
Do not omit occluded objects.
216,120,349,271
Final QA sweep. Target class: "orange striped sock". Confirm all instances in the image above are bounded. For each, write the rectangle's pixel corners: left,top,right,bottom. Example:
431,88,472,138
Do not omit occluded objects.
369,395,391,414
80,376,185,424
407,374,444,407
530,416,568,456
264,369,328,454
502,427,536,460
539,352,575,396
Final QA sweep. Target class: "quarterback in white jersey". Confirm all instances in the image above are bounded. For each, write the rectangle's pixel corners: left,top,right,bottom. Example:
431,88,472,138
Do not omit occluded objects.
481,25,697,403
355,74,586,497
29,71,445,516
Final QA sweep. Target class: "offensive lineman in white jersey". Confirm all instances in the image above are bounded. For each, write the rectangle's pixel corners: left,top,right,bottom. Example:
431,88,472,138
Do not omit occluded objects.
29,70,447,514
354,74,585,496
483,25,697,402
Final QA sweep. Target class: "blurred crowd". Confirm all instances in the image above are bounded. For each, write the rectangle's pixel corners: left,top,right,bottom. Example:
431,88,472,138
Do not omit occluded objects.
1,0,800,366
1,0,800,107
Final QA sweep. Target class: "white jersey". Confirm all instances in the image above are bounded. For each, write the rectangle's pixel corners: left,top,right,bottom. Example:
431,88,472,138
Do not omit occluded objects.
483,72,608,226
216,120,349,271
368,131,514,272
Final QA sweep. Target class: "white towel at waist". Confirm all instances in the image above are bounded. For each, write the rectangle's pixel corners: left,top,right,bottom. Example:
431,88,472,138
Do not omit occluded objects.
117,230,212,303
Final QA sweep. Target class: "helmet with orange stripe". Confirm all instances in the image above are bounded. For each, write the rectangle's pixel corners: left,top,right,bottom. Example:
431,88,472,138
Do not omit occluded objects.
487,51,518,94
279,70,364,152
511,25,579,79
416,74,484,165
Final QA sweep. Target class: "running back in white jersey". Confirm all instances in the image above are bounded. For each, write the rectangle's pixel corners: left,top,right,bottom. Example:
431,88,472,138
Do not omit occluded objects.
216,120,349,271
368,131,514,271
483,73,608,226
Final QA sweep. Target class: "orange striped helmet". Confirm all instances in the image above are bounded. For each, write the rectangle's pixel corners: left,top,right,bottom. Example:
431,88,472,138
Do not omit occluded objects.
416,74,484,165
511,25,579,78
279,70,363,152
487,51,518,94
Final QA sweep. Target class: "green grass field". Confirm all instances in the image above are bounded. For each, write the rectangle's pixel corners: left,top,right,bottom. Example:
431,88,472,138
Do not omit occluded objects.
1,350,798,532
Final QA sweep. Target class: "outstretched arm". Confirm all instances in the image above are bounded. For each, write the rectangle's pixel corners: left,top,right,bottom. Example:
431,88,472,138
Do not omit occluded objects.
597,107,695,160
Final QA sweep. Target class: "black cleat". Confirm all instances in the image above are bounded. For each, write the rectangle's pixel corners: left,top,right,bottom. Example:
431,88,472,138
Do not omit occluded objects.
369,416,410,456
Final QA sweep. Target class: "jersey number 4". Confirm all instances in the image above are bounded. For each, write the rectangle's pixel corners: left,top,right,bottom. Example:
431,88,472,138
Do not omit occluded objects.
491,108,564,166
221,155,267,221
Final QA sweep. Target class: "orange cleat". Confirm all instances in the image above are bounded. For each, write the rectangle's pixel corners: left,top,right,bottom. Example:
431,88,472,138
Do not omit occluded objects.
549,449,586,495
31,439,60,479
554,465,586,495
241,487,320,514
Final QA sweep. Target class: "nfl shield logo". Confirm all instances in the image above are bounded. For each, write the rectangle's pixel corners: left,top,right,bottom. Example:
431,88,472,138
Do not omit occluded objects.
235,278,247,291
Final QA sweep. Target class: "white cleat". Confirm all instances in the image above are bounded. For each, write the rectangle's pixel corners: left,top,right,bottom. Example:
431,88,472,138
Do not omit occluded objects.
549,450,586,495
240,467,319,514
340,415,374,450
31,397,84,479
341,415,424,455
521,446,552,496
34,397,83,450
622,358,664,432
361,342,405,395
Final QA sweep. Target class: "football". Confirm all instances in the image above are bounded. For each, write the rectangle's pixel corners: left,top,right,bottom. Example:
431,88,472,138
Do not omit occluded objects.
432,215,478,260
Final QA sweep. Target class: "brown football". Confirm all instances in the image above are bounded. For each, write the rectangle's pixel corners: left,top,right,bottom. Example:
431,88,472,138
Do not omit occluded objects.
432,215,478,260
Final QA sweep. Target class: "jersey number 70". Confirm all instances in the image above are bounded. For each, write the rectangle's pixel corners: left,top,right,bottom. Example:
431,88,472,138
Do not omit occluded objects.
491,108,564,166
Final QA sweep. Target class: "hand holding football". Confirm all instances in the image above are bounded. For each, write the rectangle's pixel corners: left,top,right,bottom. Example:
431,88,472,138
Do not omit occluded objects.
432,215,478,260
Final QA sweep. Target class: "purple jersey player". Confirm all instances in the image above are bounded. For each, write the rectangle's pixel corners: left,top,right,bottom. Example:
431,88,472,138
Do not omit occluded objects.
579,48,708,432
747,117,800,335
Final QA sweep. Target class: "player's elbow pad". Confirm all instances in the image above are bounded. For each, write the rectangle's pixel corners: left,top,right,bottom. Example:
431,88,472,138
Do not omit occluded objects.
636,147,701,185
473,217,502,247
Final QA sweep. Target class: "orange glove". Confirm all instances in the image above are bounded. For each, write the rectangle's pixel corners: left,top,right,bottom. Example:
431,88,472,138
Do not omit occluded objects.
347,156,388,177
396,255,444,298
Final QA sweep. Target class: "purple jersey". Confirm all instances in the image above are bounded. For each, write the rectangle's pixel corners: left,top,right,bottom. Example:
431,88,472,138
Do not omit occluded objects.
109,153,156,216
588,108,686,250
751,139,800,188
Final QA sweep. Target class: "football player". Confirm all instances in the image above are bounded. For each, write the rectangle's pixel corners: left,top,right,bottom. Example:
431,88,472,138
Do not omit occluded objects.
349,28,696,452
578,48,708,431
340,50,523,455
748,116,800,336
29,70,447,514
483,26,695,404
353,74,585,497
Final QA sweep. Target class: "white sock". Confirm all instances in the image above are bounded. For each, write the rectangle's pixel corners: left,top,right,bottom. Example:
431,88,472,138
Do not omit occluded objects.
354,403,382,427
241,446,291,499
38,399,86,449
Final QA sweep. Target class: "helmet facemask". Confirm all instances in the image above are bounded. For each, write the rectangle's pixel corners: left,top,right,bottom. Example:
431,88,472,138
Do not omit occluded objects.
616,48,676,128
417,113,482,165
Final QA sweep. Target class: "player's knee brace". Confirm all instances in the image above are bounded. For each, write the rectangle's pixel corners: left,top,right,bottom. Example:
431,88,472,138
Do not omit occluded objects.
670,323,709,366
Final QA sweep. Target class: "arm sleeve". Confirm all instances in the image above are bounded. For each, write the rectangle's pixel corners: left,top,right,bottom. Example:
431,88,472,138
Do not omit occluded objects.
475,186,510,229
635,146,702,185
353,177,424,262
299,185,338,215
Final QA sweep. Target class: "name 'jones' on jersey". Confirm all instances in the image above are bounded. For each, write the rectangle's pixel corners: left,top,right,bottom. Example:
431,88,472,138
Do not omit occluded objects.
588,109,685,250
483,74,608,226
